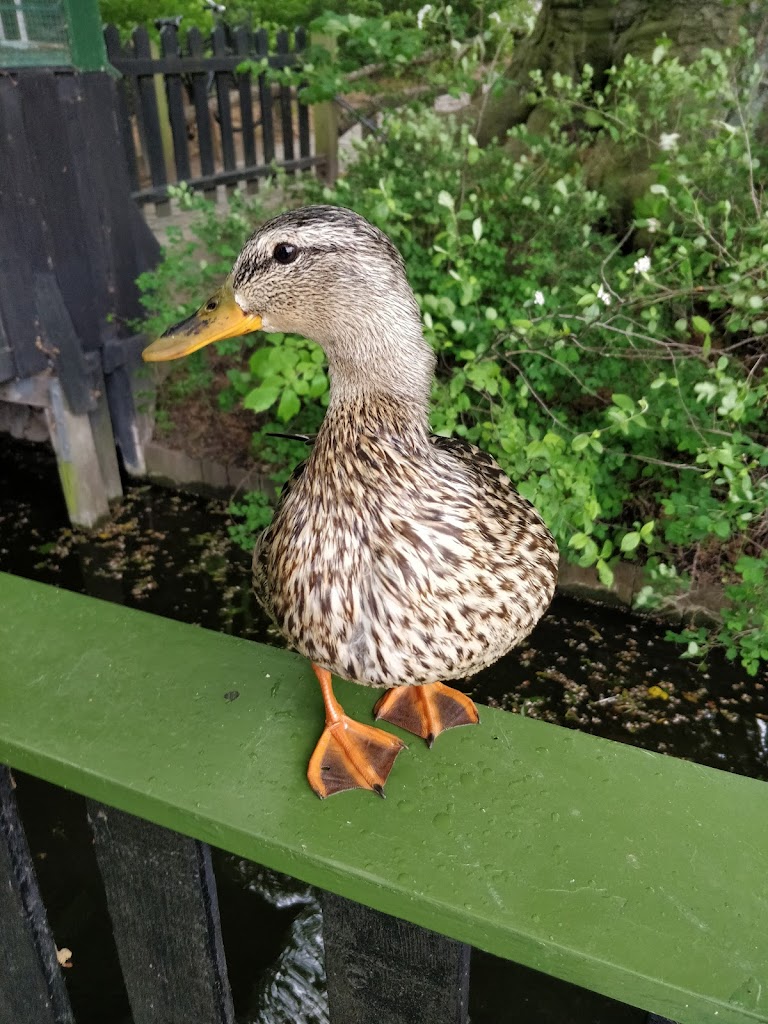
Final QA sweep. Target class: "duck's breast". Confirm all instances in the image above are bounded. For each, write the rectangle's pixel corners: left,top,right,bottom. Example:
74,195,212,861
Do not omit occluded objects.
255,433,558,687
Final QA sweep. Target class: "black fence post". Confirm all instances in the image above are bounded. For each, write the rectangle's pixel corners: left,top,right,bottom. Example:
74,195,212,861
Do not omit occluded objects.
321,891,470,1024
88,803,235,1024
0,766,75,1024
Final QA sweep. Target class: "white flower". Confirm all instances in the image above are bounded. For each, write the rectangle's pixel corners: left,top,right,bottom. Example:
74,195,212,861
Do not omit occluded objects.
632,255,651,275
489,11,501,23
417,4,432,28
658,132,680,152
533,290,545,306
646,217,660,234
597,284,612,306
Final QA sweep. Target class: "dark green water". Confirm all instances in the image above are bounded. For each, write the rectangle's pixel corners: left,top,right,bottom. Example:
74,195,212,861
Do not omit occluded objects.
1,437,766,1023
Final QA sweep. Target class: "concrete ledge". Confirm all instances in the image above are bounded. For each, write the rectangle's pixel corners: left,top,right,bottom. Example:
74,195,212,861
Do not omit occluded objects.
557,560,723,623
144,441,273,498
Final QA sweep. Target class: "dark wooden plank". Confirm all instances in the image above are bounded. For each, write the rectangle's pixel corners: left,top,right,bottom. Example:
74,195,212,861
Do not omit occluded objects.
105,25,142,194
212,25,236,175
161,24,191,181
115,83,141,194
0,766,75,1024
255,28,275,165
276,29,295,169
130,154,322,203
103,22,122,64
50,74,109,350
101,332,150,374
18,73,102,348
187,27,216,194
88,804,235,1024
74,72,159,328
321,892,470,1024
234,26,257,170
295,27,311,160
34,273,93,416
0,76,49,380
104,362,144,476
0,309,14,383
132,26,168,190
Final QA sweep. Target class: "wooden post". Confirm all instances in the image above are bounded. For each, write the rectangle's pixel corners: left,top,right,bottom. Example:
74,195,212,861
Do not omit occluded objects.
0,766,75,1024
310,33,339,184
88,804,235,1024
88,366,123,503
321,892,471,1024
44,378,114,529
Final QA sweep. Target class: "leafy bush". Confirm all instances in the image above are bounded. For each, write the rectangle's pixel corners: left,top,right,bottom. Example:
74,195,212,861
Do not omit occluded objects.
138,34,768,674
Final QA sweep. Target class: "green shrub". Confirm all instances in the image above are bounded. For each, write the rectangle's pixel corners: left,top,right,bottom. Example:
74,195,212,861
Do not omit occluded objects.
138,35,768,675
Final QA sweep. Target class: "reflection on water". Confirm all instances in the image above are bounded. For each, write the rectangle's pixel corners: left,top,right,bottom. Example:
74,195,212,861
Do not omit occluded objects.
2,438,765,1023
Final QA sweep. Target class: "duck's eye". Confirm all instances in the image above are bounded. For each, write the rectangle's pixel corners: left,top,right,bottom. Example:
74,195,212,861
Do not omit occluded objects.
273,242,299,265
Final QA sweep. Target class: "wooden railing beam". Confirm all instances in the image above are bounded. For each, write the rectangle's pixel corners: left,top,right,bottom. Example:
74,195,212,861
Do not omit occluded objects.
1,573,767,1024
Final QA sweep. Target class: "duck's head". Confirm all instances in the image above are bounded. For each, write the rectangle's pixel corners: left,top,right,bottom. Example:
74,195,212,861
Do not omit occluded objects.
143,205,435,403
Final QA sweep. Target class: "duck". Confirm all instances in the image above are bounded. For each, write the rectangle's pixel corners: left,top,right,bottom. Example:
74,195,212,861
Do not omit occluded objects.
143,205,559,799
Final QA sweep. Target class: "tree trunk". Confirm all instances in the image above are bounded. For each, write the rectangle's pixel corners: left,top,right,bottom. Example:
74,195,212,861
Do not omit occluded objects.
477,0,741,146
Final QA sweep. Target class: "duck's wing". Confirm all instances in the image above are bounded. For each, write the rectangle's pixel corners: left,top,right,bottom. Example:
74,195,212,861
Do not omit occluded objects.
429,433,558,567
429,433,513,487
251,457,308,618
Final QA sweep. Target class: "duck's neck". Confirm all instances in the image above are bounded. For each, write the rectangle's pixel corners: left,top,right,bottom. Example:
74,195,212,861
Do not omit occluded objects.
322,320,435,442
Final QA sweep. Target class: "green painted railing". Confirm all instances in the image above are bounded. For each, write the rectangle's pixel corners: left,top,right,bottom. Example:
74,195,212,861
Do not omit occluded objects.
1,571,767,1023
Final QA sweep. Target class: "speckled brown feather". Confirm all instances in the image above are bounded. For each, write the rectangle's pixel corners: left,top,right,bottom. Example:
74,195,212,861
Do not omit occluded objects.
253,396,558,687
234,205,559,688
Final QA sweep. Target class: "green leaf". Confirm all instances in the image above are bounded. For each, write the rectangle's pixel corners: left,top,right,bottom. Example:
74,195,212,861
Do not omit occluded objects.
572,434,591,451
612,394,635,412
691,315,712,335
568,532,590,550
651,43,667,65
583,110,606,128
639,520,655,541
620,532,641,553
243,384,280,413
277,388,301,422
597,558,614,588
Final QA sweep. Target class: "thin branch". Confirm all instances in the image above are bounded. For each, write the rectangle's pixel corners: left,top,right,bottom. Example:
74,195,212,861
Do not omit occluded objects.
507,361,706,473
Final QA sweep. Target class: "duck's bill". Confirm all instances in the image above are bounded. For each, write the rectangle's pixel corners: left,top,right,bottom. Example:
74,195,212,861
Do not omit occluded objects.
142,285,262,362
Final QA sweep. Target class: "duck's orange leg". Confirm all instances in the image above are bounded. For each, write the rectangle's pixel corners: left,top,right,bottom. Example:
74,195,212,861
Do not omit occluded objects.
307,664,407,799
373,682,479,747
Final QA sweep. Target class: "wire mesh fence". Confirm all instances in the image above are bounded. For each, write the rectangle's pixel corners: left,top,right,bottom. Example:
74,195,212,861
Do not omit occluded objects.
0,0,70,67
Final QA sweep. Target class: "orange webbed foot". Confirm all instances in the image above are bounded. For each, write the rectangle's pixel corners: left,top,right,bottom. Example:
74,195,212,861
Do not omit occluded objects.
308,664,406,799
373,682,480,747
307,716,407,799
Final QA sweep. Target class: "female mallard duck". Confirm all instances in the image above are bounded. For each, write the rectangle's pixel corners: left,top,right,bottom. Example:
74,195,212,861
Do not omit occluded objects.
143,206,559,799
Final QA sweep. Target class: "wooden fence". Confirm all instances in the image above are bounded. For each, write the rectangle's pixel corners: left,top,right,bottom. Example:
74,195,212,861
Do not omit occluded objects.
3,571,768,1023
104,23,329,209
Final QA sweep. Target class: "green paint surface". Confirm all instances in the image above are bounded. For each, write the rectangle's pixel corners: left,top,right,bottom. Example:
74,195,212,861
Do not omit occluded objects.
1,572,766,1023
61,0,107,71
